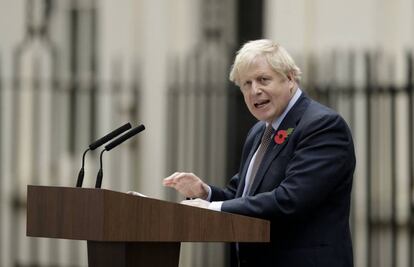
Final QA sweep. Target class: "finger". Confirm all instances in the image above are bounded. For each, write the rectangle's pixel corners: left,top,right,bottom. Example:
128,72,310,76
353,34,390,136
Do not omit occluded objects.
163,172,179,181
163,172,181,186
163,179,175,186
162,178,175,186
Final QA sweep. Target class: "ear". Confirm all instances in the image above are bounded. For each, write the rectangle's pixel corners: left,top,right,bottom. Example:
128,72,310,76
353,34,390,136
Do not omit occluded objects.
286,74,295,88
286,72,294,82
287,73,296,94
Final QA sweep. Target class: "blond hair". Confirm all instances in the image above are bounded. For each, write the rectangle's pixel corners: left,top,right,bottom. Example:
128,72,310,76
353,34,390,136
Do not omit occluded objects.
229,39,301,85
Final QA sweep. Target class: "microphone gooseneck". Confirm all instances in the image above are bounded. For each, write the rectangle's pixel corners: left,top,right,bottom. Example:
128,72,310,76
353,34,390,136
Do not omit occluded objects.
75,122,132,188
95,149,106,189
76,148,90,187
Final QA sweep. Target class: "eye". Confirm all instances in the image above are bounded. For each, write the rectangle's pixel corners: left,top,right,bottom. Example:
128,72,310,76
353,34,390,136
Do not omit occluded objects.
259,76,270,83
242,80,252,89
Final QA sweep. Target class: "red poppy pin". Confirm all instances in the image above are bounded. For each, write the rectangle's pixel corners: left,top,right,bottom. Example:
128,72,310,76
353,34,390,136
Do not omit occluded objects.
274,128,294,145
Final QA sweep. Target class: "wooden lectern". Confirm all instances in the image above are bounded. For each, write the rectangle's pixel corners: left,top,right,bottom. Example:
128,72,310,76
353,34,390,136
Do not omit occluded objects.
26,185,270,267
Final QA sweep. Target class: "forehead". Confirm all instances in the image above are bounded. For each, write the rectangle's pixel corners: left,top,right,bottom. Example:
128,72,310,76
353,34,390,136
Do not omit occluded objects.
239,56,279,80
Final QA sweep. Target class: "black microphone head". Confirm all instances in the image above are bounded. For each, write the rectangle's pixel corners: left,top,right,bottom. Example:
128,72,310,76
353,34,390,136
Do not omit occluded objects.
136,124,145,132
89,122,132,150
105,124,145,151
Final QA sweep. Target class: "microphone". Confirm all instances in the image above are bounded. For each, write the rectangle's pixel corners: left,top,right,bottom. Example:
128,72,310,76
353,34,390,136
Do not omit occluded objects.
95,124,145,189
75,122,132,187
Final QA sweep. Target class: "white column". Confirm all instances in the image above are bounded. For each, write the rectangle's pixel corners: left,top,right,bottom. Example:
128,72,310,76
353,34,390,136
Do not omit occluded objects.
136,0,170,198
98,0,139,192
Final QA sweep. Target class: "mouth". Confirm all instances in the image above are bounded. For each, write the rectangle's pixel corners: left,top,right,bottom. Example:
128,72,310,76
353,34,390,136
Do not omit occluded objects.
254,99,270,109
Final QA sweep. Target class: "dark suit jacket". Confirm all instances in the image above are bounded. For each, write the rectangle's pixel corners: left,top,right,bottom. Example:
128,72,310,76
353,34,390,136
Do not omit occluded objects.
210,93,355,267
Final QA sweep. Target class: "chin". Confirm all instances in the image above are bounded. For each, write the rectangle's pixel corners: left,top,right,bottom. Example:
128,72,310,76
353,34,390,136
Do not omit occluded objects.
254,115,272,122
256,112,275,122
251,108,276,122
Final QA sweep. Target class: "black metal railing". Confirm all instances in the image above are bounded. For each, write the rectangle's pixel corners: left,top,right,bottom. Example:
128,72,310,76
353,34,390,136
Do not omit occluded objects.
304,52,414,267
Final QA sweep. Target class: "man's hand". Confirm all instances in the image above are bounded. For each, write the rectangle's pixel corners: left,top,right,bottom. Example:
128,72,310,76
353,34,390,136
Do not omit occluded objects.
181,198,210,209
163,172,209,199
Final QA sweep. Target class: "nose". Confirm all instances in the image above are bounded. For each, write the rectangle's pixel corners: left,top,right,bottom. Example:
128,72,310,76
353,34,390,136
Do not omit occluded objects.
252,81,262,94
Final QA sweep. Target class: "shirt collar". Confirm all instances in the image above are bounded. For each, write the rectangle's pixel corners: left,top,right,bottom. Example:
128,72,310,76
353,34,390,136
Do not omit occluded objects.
266,88,302,130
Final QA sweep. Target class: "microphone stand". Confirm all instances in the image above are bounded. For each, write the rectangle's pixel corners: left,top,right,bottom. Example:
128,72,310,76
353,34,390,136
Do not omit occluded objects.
76,148,90,187
95,149,106,189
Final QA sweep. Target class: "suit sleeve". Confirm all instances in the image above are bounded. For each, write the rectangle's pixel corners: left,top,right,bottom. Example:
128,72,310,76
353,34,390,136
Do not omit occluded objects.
209,174,239,201
220,113,355,220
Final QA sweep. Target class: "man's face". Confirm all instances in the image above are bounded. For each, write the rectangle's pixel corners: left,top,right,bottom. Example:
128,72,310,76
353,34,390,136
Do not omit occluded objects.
239,56,296,123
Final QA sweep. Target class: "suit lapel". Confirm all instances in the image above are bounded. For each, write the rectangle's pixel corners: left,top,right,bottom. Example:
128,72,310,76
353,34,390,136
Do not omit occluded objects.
235,124,265,197
248,94,311,196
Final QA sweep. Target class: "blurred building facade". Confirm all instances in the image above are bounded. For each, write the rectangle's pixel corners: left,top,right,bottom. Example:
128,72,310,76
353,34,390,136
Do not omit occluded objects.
0,0,413,266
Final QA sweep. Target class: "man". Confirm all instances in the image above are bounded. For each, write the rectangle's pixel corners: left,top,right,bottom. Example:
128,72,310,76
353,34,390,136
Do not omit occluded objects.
163,39,355,267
